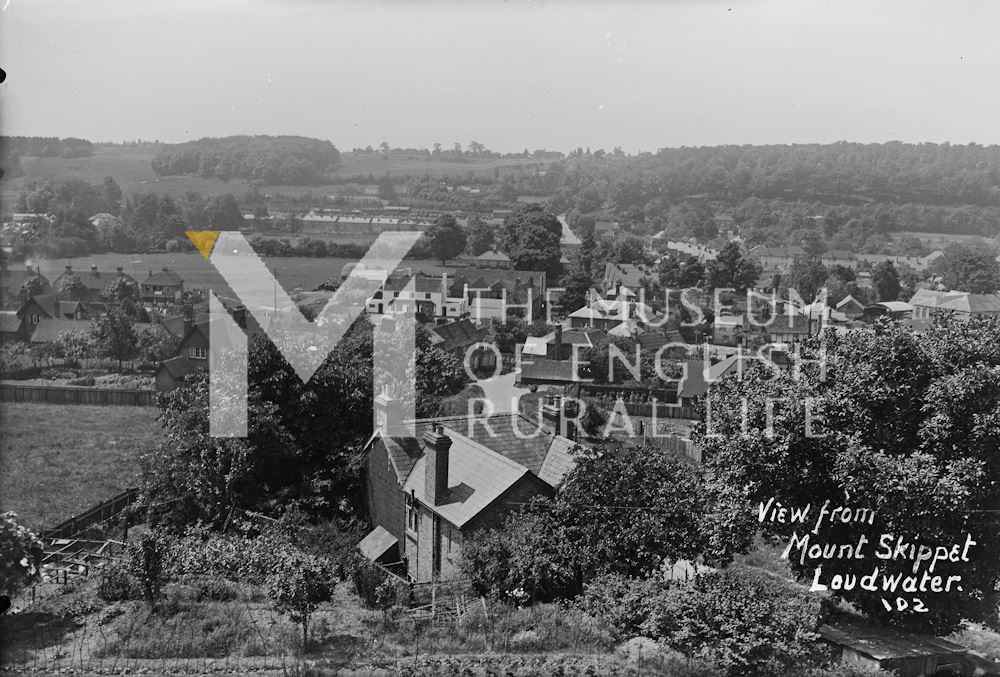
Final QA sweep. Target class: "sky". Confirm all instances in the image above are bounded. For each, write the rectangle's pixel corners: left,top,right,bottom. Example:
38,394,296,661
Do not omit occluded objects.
2,0,999,153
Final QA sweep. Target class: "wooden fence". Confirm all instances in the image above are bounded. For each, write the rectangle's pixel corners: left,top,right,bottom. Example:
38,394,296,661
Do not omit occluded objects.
0,381,155,406
43,487,140,540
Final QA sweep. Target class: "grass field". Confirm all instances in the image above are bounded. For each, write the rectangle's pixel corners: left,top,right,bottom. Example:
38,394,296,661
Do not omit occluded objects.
0,403,164,528
32,252,450,296
3,145,546,204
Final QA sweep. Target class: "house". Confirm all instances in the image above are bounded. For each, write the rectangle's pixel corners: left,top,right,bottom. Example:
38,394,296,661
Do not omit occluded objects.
0,311,26,344
50,265,136,302
426,319,494,370
521,326,607,362
819,622,979,676
448,267,547,322
750,246,807,271
863,301,914,322
473,250,512,269
367,273,464,319
835,295,865,321
154,355,201,391
17,293,91,334
909,289,1000,321
140,267,184,305
750,312,813,343
602,263,653,295
821,250,855,268
0,264,50,309
712,314,744,346
361,395,579,581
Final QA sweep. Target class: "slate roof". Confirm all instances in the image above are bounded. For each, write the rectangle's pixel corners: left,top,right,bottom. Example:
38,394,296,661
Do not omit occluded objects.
603,263,651,290
519,358,587,384
30,318,95,343
358,525,398,562
428,319,487,353
909,288,964,308
53,269,135,292
937,293,1000,314
475,250,510,262
21,293,87,320
0,311,22,334
401,428,531,527
143,269,184,287
156,355,202,380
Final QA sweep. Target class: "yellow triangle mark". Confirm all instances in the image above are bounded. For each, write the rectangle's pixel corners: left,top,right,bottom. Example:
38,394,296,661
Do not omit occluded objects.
186,231,220,260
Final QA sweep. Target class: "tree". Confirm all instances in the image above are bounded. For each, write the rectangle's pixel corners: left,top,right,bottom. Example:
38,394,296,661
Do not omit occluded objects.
695,317,1000,633
872,260,901,301
18,274,48,300
423,214,466,265
643,569,831,677
465,216,495,256
59,274,87,298
705,242,761,292
94,304,138,368
206,193,246,231
659,253,706,290
0,512,43,596
467,439,739,602
102,276,145,319
932,246,1000,293
56,330,96,366
266,551,333,652
502,205,562,277
787,258,829,302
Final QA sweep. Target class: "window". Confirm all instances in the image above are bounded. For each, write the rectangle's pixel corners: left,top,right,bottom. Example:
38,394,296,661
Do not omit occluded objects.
405,493,419,533
425,293,432,300
189,346,207,360
30,314,39,325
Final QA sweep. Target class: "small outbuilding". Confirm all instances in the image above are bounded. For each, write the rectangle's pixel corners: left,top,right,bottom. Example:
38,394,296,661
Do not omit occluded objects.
819,622,981,677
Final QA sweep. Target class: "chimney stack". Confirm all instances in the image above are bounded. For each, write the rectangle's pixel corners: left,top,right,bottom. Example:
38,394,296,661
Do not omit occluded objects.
422,423,451,506
65,265,72,273
374,387,402,436
91,264,98,276
116,266,123,275
541,394,563,436
52,298,60,317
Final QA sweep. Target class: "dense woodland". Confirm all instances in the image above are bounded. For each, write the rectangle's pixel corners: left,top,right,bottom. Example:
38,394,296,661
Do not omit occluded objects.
149,135,342,184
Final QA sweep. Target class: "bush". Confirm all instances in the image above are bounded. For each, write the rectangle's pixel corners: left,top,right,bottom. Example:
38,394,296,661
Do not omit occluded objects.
191,577,239,602
0,512,43,595
645,568,833,677
98,560,140,602
579,574,665,640
349,555,390,609
67,375,96,386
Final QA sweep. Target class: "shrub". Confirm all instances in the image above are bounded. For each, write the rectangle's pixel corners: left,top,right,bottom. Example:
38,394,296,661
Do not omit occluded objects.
349,555,390,609
67,375,96,386
265,551,334,653
124,531,174,608
578,574,665,640
98,560,140,602
191,577,239,602
0,512,44,595
645,568,833,677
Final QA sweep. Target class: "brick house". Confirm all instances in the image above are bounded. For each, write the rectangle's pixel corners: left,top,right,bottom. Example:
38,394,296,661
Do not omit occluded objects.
141,267,185,305
51,265,136,302
361,394,577,581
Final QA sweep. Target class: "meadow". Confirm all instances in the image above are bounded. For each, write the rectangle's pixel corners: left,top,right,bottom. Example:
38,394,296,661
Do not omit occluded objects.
32,252,451,296
3,145,545,204
0,403,164,529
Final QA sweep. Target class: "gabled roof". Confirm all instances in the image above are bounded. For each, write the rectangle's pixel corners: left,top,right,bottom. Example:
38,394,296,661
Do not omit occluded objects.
835,295,864,310
20,292,86,319
53,269,135,292
156,355,202,380
908,288,964,308
475,250,510,262
751,245,806,258
519,358,587,384
30,318,95,343
401,428,530,528
936,293,1000,314
143,268,184,286
428,319,487,353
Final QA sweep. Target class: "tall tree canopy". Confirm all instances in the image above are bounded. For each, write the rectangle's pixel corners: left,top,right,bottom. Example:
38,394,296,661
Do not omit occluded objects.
695,316,1000,633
